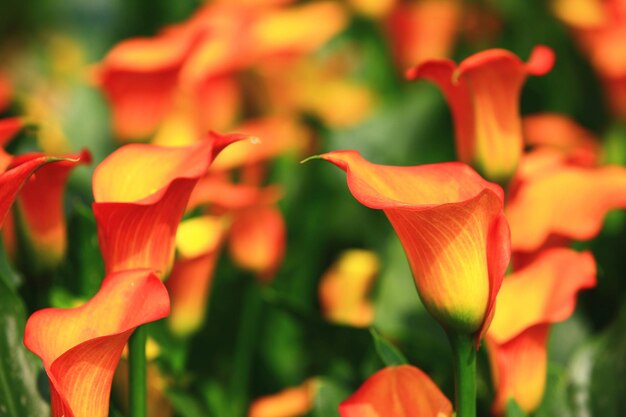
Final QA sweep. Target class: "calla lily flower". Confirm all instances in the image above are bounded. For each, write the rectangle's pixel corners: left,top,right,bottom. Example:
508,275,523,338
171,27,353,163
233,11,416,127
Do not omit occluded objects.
486,248,596,414
506,163,626,252
248,378,318,417
228,205,286,283
319,249,379,327
0,117,23,146
96,2,346,141
522,113,599,168
210,117,308,171
24,269,170,417
553,0,626,118
187,173,282,212
311,150,510,337
406,46,554,183
386,0,461,69
1,153,77,228
16,149,91,268
339,365,453,417
92,131,245,276
166,215,225,336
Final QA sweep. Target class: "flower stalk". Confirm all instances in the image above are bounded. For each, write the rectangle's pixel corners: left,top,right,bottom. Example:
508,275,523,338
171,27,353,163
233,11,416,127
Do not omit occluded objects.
129,325,148,417
448,331,476,417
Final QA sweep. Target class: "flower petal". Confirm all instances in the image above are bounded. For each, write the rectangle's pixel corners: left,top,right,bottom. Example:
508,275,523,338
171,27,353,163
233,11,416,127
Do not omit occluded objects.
319,249,379,327
24,269,170,417
0,117,23,147
1,154,72,228
487,325,549,415
407,47,554,182
315,151,509,335
93,132,244,275
228,206,286,282
166,216,225,336
339,365,453,417
94,29,201,140
489,248,595,343
385,0,460,68
507,164,626,252
16,149,91,267
249,379,318,417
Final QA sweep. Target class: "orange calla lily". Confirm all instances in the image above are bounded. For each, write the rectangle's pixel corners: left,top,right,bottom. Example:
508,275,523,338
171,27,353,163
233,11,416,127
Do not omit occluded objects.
386,0,461,69
522,113,599,168
248,378,318,417
339,365,453,417
229,205,286,283
92,132,245,276
16,149,91,268
166,216,226,336
93,27,201,140
187,173,282,212
312,150,510,337
319,249,379,327
487,248,596,414
210,117,309,171
553,0,626,118
506,162,626,252
0,117,22,146
406,46,555,183
487,325,549,416
24,269,170,417
1,153,76,228
0,73,11,112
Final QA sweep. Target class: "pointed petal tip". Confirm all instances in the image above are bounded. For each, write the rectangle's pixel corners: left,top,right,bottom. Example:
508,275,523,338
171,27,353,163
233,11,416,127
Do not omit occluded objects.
526,45,555,76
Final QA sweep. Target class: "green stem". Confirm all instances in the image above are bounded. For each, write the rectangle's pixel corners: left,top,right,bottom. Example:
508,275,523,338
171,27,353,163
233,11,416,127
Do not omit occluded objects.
129,325,147,417
447,332,477,417
230,281,264,417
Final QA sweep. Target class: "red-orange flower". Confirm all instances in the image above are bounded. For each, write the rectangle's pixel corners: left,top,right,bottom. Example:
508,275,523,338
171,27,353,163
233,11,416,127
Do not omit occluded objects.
248,378,318,417
228,205,286,283
553,0,626,118
318,249,379,327
386,0,461,69
312,151,510,337
166,216,226,336
16,149,91,268
0,117,23,146
506,163,626,252
92,132,245,276
406,46,554,183
1,153,78,228
24,269,170,417
486,248,596,414
339,365,453,417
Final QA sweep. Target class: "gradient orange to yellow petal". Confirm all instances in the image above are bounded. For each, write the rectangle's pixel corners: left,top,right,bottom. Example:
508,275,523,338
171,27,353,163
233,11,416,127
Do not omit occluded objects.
339,365,453,417
24,270,170,417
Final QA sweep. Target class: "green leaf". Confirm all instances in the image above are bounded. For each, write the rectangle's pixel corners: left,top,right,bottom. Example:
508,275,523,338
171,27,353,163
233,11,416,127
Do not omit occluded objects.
370,328,408,367
506,399,529,417
312,378,351,417
0,277,49,417
166,388,211,417
587,303,626,417
0,240,21,290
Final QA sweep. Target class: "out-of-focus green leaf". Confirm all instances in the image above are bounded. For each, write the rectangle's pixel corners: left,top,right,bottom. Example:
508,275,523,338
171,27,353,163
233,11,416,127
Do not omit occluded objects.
0,278,48,417
370,328,407,366
506,399,529,417
166,388,211,417
587,304,626,416
0,241,21,290
312,378,351,417
64,201,104,298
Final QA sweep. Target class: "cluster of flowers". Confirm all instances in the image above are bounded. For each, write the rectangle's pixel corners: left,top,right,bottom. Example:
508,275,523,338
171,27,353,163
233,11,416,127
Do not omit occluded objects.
2,0,626,416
